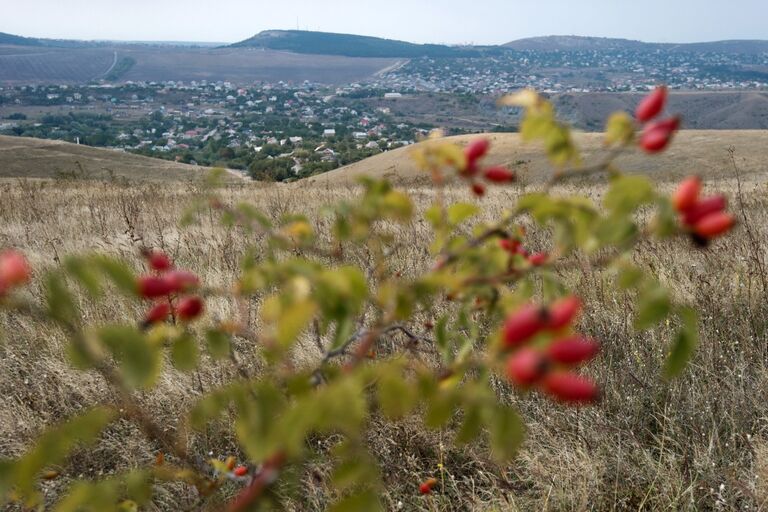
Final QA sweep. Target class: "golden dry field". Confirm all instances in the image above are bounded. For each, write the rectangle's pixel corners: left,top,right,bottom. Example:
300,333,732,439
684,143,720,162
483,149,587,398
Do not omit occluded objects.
1,132,768,510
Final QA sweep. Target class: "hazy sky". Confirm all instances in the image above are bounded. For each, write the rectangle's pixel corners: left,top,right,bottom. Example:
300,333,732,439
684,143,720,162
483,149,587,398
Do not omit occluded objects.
3,0,766,45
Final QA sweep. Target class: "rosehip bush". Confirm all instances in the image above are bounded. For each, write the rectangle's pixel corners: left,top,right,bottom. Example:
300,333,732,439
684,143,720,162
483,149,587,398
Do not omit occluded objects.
0,88,736,510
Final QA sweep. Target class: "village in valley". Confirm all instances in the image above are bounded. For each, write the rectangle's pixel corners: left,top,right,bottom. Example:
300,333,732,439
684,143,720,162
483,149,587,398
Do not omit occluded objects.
1,43,767,181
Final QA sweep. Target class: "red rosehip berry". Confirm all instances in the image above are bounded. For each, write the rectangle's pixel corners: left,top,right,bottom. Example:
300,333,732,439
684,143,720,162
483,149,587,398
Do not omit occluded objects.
542,372,600,404
528,252,548,266
0,250,31,288
177,296,204,321
137,275,174,299
682,195,727,226
672,176,702,213
460,160,480,178
471,182,486,197
547,336,601,365
419,477,438,495
147,251,173,272
506,348,549,387
164,270,200,294
547,296,582,330
693,212,736,239
144,302,172,326
233,466,248,477
498,238,521,254
640,116,680,153
503,304,547,347
635,86,668,123
464,138,490,163
483,166,515,183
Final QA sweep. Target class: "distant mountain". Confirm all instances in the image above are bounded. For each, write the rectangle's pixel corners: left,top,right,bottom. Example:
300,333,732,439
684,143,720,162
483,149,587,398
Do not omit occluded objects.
505,35,768,54
0,32,43,47
231,30,480,58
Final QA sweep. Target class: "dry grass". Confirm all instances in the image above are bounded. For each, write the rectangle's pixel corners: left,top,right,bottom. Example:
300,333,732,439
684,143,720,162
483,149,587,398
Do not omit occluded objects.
1,151,768,510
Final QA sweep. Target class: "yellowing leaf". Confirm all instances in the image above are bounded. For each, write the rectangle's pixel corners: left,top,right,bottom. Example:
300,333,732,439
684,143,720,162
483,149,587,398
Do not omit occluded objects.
605,111,636,146
498,89,540,108
276,299,317,347
448,203,480,225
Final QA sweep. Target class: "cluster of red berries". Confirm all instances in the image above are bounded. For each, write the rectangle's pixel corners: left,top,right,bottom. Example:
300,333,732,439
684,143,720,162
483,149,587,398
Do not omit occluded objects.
502,296,600,404
498,232,549,267
461,139,515,197
672,176,735,244
635,86,681,153
0,250,31,297
137,250,204,325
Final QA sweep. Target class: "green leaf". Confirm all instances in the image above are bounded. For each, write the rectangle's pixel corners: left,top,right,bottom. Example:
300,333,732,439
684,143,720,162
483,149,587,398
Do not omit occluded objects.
425,204,443,229
94,257,137,296
205,329,232,360
45,273,78,325
447,203,479,225
456,401,484,446
604,175,654,215
98,326,161,389
635,286,671,330
377,365,416,419
53,478,121,512
9,407,114,504
276,299,317,348
664,307,699,378
328,490,382,512
381,190,413,222
331,442,380,492
171,332,199,372
424,389,459,429
487,405,526,462
605,111,636,146
615,264,644,290
64,257,103,298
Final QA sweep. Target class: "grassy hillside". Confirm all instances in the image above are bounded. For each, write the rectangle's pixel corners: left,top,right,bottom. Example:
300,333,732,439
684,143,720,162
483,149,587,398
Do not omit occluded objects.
305,130,768,186
231,30,479,58
0,135,236,181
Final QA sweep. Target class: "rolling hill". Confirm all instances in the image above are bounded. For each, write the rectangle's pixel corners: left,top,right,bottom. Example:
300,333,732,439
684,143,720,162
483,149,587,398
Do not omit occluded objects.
0,135,240,181
230,30,479,58
0,32,43,47
504,35,768,54
303,131,768,186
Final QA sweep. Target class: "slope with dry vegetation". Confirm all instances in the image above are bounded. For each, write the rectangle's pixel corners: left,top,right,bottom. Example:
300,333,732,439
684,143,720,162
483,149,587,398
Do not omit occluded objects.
1,134,767,508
